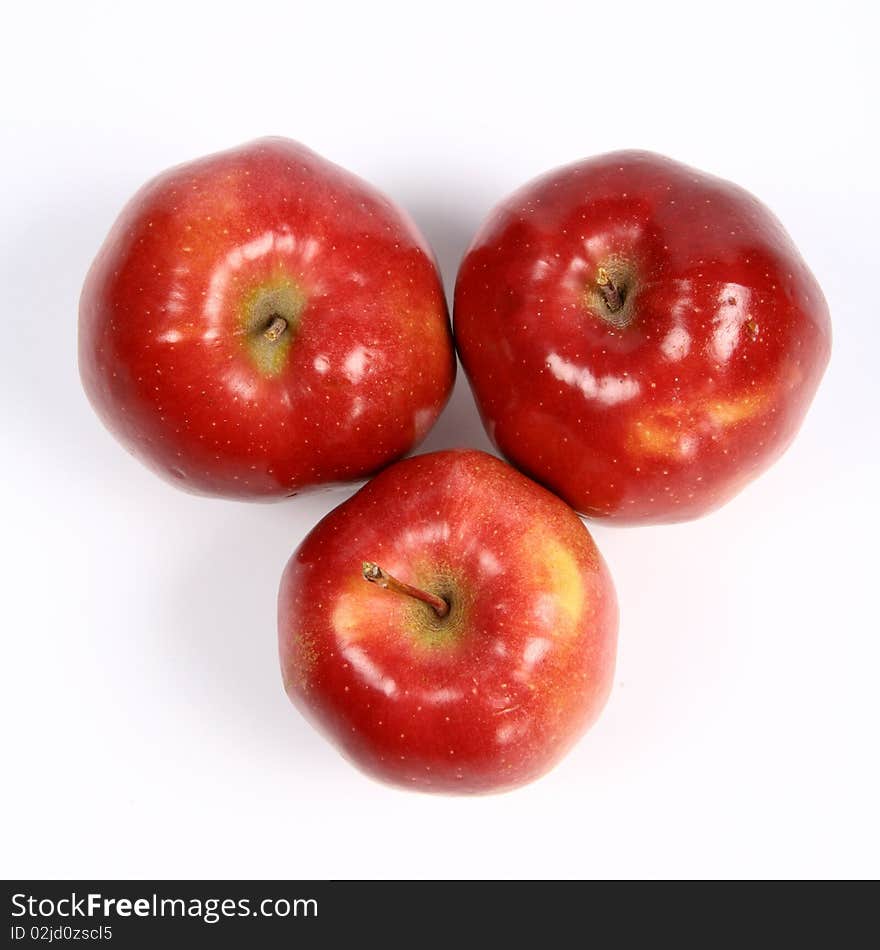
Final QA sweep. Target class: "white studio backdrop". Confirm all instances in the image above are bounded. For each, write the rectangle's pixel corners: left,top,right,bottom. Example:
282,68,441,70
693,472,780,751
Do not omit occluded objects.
1,0,878,879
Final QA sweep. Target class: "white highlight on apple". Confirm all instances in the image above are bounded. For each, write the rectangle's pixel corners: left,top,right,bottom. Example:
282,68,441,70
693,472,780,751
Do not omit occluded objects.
521,636,551,671
712,283,751,363
343,346,370,383
661,325,691,361
342,645,397,698
546,352,640,405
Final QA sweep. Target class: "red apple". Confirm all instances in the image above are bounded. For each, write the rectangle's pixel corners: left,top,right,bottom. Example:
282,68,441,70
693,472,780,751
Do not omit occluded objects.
454,151,831,524
79,138,455,499
278,450,617,793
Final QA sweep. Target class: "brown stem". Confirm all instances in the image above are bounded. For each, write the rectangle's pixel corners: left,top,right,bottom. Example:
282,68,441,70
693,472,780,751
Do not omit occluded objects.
263,315,288,341
362,562,449,618
597,267,623,313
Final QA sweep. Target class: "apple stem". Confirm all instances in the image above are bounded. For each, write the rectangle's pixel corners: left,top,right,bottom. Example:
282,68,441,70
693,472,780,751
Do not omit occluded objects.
597,267,623,313
361,562,450,618
263,315,288,342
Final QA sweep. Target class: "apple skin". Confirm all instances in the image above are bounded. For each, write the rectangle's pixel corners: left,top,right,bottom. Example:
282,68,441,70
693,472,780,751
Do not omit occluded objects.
454,151,831,524
79,138,455,499
278,449,618,794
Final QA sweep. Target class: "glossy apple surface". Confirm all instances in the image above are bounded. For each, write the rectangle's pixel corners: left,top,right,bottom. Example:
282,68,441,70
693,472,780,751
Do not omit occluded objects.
278,450,618,793
80,138,454,498
454,151,831,524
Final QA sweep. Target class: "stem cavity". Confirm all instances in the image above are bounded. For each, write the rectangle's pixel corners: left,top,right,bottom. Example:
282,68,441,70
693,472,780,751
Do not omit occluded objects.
362,562,450,618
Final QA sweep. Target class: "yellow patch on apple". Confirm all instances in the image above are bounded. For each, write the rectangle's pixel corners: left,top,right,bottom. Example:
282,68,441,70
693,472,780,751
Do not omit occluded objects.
527,532,585,636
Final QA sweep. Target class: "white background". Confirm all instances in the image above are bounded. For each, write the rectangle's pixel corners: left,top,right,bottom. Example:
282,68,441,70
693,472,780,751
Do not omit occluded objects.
2,0,878,880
